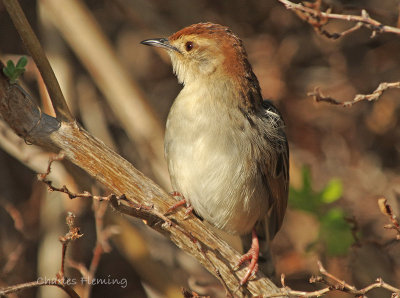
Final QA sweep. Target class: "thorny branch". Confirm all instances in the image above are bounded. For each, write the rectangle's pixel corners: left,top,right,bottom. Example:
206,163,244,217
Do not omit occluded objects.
57,212,83,281
4,2,399,294
264,261,400,297
82,200,119,298
0,212,82,298
37,156,237,297
378,197,400,240
36,154,176,230
38,153,118,202
277,0,400,38
308,82,400,107
65,201,119,298
277,0,400,106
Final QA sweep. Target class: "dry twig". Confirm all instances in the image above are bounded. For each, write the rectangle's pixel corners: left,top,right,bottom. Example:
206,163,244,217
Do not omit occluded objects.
81,200,119,298
378,197,400,240
278,0,400,38
0,202,26,275
277,0,400,106
263,261,400,297
0,212,82,298
37,153,119,202
1,243,24,275
37,158,237,296
308,82,400,107
57,212,83,281
0,279,80,298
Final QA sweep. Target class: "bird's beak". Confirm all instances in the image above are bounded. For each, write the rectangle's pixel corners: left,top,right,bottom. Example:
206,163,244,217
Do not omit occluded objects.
140,38,181,53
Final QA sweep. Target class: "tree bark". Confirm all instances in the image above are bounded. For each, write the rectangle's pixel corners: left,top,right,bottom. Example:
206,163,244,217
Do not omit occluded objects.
0,67,284,297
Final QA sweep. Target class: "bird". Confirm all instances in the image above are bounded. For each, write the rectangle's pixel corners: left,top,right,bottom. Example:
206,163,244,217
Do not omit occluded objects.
141,22,289,286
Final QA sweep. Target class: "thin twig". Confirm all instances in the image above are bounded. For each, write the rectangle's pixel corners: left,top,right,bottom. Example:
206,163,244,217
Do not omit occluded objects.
42,177,232,296
378,197,400,240
82,200,118,298
38,161,230,296
278,0,400,105
2,0,74,122
67,260,90,278
57,212,83,280
1,243,24,275
263,262,400,297
0,69,284,296
308,82,400,107
1,202,24,234
0,202,26,275
277,0,400,38
0,279,80,298
37,153,113,201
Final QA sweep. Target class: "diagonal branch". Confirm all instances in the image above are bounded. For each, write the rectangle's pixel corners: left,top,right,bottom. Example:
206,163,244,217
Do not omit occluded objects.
0,63,283,297
2,0,73,122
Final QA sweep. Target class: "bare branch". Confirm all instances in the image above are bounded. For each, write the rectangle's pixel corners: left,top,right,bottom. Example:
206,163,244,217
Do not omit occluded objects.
277,0,400,38
0,64,281,297
83,200,119,298
39,0,170,188
277,0,400,105
0,279,80,298
2,0,74,122
0,213,82,297
308,82,400,107
1,243,24,275
378,197,400,240
57,212,83,281
263,262,400,297
1,202,24,234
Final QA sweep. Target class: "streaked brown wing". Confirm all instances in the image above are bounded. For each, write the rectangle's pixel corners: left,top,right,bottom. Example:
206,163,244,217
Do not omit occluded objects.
266,138,289,239
260,100,289,239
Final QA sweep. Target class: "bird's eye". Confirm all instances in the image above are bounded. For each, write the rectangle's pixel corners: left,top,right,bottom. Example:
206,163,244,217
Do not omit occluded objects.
185,41,194,52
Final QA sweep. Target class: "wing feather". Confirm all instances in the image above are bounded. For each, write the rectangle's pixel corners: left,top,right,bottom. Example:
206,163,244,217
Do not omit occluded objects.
261,100,289,239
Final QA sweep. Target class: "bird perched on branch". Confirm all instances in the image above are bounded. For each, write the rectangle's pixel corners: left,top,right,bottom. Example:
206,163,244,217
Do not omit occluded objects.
141,22,289,286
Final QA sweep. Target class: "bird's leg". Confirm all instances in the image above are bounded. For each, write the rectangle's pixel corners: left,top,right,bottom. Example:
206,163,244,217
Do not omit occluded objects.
235,229,259,285
166,191,194,219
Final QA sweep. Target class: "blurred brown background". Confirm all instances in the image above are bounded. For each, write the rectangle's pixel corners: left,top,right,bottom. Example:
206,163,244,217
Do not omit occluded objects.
0,0,399,297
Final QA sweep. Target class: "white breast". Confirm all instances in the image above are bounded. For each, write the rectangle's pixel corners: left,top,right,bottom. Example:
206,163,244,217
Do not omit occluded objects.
164,84,270,235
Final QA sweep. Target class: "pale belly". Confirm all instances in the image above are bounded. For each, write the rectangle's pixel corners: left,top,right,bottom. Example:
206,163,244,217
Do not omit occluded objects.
165,107,269,235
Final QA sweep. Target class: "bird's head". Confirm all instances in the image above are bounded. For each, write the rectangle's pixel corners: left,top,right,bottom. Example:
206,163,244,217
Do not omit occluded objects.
141,23,257,87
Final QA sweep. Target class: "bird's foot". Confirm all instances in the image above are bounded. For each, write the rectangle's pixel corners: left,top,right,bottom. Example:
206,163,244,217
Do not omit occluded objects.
234,230,260,285
165,191,194,219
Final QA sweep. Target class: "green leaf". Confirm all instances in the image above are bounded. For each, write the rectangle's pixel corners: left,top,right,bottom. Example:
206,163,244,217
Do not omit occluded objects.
16,56,28,68
319,208,353,256
6,60,15,70
289,166,352,255
289,166,322,213
3,67,12,78
2,57,27,83
321,178,343,203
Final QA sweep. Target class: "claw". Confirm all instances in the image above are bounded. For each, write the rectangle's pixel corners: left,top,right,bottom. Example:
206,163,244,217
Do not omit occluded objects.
165,198,187,214
165,191,194,219
234,229,260,285
170,191,184,198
